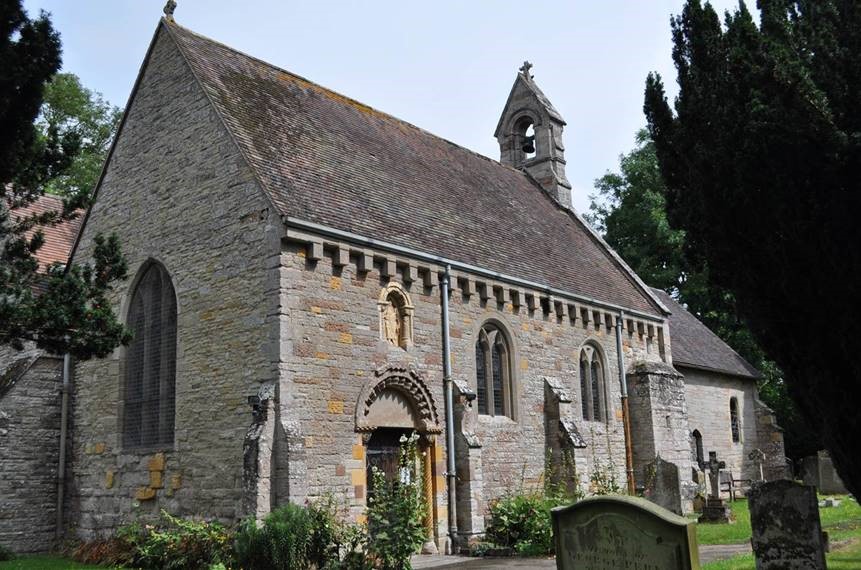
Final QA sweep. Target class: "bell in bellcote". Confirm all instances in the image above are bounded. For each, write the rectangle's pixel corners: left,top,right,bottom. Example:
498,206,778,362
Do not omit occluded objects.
521,135,535,155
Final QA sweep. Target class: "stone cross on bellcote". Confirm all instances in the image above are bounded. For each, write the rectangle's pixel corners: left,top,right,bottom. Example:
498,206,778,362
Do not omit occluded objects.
519,61,534,80
164,0,177,21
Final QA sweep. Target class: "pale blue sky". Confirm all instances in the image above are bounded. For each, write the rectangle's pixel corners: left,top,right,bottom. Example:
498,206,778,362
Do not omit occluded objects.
23,0,738,213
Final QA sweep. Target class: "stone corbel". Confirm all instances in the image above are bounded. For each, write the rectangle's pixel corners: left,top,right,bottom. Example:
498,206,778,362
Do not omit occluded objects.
459,276,475,297
402,263,418,285
307,240,323,261
492,284,505,304
333,246,350,268
355,250,374,274
477,281,490,302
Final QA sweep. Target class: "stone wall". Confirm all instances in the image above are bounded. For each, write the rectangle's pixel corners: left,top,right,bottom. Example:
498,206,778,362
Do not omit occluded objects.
0,346,63,553
682,367,763,485
277,236,671,547
68,25,281,540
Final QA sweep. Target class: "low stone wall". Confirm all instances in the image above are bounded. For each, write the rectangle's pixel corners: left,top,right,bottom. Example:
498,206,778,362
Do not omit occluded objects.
0,347,64,553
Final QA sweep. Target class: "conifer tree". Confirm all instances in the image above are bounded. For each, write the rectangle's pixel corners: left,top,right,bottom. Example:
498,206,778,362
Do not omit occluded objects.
1,0,129,359
645,0,861,494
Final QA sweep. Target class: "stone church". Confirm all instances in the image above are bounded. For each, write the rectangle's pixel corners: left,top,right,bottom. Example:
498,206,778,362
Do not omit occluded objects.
0,14,785,554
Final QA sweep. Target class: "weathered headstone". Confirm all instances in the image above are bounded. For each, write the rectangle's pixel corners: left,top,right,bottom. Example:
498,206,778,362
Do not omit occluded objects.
749,480,827,570
644,455,683,515
551,495,700,570
748,448,766,482
698,451,734,523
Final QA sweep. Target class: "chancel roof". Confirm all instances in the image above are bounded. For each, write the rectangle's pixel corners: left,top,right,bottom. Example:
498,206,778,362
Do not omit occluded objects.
160,21,662,316
11,194,82,271
651,288,760,380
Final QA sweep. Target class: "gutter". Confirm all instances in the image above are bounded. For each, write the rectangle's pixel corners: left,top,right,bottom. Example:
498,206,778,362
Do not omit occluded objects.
440,265,458,549
615,312,636,494
56,350,70,541
284,217,664,323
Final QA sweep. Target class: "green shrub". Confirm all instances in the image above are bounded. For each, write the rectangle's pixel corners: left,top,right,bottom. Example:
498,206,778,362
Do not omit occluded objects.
485,492,564,556
589,458,623,496
120,511,232,570
337,522,374,570
366,432,427,570
0,544,14,561
235,503,314,569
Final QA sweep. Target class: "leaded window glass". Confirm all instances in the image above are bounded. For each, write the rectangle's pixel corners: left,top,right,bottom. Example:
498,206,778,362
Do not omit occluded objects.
579,344,606,422
123,262,177,448
474,323,515,419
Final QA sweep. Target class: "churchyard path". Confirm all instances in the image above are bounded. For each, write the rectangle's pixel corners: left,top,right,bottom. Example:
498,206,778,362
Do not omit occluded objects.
410,542,752,568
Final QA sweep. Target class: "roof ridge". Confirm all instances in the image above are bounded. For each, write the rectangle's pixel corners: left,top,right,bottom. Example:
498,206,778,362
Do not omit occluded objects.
164,19,511,173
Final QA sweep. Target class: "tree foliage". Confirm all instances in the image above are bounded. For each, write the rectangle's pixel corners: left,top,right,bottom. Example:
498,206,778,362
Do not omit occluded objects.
39,73,122,198
1,0,129,359
644,0,861,494
589,129,823,460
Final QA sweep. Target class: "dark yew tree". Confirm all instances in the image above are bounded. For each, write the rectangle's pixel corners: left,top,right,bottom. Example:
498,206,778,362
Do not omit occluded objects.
588,129,823,461
645,0,861,494
1,0,129,359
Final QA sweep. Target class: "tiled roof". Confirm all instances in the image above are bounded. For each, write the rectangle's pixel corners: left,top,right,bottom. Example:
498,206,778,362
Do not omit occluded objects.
651,288,760,379
11,194,82,271
163,22,662,316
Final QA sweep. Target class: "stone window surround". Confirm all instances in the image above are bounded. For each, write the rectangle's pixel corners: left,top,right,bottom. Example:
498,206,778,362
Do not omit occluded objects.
117,257,179,453
578,341,610,424
474,320,517,420
729,397,742,444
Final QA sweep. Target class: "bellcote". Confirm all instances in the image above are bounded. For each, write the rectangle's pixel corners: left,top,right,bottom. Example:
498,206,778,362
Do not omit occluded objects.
495,62,572,209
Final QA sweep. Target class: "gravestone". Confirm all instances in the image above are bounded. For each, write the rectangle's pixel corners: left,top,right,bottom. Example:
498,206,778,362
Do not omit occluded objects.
644,455,683,515
551,495,700,570
698,452,734,523
748,448,766,482
749,480,827,569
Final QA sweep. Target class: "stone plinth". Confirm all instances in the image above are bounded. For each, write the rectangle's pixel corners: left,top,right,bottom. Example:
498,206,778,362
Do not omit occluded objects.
698,497,734,524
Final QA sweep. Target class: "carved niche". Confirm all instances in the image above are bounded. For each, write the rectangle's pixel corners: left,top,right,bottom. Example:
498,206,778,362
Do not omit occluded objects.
356,364,441,434
378,282,414,350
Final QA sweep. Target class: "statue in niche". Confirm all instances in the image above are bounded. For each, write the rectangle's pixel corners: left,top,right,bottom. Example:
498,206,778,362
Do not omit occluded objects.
382,297,402,347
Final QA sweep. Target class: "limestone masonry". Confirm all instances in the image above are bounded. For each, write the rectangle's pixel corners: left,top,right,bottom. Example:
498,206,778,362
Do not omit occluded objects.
0,15,785,554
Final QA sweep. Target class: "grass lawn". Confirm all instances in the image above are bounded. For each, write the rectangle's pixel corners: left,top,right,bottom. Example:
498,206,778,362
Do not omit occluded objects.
694,499,752,545
695,494,861,546
0,556,107,569
702,537,861,569
699,494,861,569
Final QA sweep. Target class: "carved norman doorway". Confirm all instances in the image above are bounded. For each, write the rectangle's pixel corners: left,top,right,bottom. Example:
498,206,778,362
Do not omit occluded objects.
356,365,442,550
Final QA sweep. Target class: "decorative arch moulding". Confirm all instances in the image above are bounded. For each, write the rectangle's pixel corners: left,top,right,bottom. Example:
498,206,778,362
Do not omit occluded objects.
355,363,442,435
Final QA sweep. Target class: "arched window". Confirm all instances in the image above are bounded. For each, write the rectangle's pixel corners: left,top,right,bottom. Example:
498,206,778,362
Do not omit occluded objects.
730,398,740,443
579,344,606,422
123,262,177,448
692,430,704,467
475,322,514,418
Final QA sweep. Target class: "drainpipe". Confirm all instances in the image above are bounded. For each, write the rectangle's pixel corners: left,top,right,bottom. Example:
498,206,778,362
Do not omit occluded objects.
615,312,636,495
440,265,458,549
56,349,71,540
